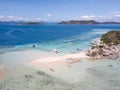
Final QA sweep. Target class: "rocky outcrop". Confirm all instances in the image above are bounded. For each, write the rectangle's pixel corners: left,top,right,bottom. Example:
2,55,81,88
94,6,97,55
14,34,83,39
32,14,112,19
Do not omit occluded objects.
86,31,120,59
86,43,120,59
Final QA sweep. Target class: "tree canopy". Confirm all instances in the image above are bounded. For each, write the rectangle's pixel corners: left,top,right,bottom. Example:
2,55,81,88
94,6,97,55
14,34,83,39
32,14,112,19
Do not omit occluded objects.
101,30,120,46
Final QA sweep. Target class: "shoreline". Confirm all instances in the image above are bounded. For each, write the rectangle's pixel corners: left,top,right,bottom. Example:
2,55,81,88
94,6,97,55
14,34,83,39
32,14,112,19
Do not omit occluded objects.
28,51,89,63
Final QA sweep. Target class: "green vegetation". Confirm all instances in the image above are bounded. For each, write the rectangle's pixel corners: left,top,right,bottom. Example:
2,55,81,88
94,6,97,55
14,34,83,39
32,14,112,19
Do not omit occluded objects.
91,51,97,57
101,30,120,46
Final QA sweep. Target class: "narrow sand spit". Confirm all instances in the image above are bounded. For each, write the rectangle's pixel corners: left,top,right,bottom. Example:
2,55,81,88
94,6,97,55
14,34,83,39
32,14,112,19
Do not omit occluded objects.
28,52,91,83
29,51,89,63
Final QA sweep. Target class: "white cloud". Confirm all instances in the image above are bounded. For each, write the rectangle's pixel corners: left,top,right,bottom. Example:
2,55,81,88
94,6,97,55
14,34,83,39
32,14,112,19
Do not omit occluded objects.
47,13,52,17
35,18,41,21
67,11,120,21
79,14,120,21
110,11,120,15
26,18,41,21
0,15,42,21
115,14,120,17
0,12,120,22
15,17,24,20
7,16,14,18
102,15,111,20
80,15,96,20
0,15,4,18
109,11,120,18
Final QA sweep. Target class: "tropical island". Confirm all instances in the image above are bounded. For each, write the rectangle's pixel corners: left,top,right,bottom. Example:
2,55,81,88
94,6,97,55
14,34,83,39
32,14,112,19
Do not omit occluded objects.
58,20,120,24
86,30,120,59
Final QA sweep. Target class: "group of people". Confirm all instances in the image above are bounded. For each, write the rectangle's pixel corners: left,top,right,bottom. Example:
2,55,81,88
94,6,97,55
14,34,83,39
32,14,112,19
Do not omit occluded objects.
32,44,60,54
32,44,82,54
53,49,60,54
53,48,82,54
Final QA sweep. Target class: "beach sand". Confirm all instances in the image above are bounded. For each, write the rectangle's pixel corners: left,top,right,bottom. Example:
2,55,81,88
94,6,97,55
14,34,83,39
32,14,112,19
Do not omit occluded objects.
0,49,120,90
27,51,90,83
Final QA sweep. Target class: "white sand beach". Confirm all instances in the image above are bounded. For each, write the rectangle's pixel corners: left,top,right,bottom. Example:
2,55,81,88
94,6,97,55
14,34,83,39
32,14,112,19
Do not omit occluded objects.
28,51,90,83
0,49,120,90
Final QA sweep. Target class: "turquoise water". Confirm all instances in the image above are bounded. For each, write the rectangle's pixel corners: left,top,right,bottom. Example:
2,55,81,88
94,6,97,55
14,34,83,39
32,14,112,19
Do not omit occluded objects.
0,23,120,53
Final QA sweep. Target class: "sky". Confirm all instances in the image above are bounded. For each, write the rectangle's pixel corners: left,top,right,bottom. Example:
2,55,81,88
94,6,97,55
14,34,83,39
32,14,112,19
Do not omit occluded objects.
0,0,120,21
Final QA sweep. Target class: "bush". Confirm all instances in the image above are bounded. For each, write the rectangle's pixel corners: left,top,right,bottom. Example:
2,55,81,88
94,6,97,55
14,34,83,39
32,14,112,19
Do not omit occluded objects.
91,51,97,57
101,30,120,46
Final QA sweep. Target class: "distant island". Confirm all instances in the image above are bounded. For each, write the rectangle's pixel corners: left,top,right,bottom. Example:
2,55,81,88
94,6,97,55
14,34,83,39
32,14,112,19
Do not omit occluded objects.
25,22,43,25
58,20,120,24
0,21,44,25
1,20,120,25
86,30,120,59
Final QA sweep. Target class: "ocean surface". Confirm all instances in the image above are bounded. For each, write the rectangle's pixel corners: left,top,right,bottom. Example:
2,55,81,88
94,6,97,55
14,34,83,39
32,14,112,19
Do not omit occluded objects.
0,23,120,53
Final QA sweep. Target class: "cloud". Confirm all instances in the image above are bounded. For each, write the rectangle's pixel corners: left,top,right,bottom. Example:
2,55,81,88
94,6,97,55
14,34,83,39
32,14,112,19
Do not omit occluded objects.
110,11,120,15
15,17,24,20
47,13,52,17
0,15,4,18
110,12,120,17
115,14,120,17
81,15,95,19
79,13,120,21
35,18,41,21
7,16,14,18
0,11,120,21
0,15,42,21
71,13,120,21
80,15,104,20
6,16,23,20
109,11,120,18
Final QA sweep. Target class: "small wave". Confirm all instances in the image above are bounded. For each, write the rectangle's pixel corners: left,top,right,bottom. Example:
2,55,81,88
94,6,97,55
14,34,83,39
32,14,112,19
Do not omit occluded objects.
55,32,94,44
91,29,110,35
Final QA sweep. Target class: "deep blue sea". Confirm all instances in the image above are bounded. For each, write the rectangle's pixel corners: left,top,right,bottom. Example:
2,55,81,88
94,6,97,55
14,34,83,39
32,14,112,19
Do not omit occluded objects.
0,23,120,53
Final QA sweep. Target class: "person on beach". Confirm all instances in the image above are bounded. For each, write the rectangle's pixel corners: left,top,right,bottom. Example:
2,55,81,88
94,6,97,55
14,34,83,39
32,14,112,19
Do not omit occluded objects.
32,44,36,48
76,48,82,52
70,50,76,53
53,49,60,54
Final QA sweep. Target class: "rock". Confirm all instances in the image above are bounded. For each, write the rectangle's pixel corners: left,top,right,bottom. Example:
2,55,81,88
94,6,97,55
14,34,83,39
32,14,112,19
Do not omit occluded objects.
86,30,120,59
